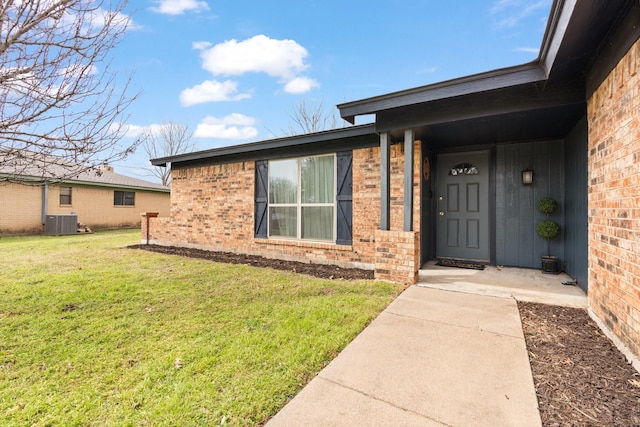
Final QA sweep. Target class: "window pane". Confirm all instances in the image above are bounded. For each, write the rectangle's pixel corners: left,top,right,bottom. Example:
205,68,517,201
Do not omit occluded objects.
124,192,135,206
449,163,478,176
114,191,135,206
60,187,72,205
269,159,298,204
269,206,297,238
302,206,333,240
301,156,334,203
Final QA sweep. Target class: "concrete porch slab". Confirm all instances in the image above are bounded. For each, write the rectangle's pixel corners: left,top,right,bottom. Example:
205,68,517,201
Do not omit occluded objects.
418,261,588,308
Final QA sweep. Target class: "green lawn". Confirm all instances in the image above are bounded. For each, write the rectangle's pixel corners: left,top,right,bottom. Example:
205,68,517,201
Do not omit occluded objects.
0,230,404,426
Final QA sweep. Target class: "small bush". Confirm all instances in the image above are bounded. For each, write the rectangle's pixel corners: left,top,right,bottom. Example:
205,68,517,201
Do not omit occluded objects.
537,220,560,239
537,197,558,215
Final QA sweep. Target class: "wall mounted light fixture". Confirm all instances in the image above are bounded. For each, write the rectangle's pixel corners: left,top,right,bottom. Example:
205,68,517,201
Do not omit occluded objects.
522,169,534,185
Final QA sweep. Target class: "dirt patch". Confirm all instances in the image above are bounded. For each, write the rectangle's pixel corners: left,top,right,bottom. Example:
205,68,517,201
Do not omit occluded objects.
129,244,374,280
130,244,640,425
518,301,640,426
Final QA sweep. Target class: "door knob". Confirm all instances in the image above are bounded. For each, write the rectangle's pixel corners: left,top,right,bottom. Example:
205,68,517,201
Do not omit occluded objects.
439,211,445,216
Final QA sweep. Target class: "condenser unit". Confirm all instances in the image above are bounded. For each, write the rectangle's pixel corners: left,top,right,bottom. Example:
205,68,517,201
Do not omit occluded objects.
44,214,78,236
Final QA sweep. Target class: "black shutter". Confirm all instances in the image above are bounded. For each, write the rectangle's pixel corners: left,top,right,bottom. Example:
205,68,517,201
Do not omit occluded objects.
336,151,353,245
254,160,268,238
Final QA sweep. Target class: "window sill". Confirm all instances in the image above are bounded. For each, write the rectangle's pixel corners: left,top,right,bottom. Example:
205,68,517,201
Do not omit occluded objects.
254,237,352,251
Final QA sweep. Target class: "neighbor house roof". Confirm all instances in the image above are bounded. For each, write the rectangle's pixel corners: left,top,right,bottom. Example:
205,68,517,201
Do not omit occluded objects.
0,151,169,192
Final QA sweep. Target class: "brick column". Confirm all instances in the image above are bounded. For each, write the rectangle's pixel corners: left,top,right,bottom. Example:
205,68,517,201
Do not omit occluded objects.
374,229,420,284
141,212,159,244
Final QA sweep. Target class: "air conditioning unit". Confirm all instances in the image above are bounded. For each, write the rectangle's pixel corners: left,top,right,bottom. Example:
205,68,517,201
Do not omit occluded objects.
44,214,78,236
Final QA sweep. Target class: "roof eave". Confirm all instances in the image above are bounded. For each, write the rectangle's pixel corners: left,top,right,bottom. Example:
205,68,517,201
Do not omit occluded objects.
337,62,547,121
151,123,377,167
0,173,169,193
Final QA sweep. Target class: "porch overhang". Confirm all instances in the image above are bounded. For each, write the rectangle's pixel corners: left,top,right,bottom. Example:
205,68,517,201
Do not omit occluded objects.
337,0,636,146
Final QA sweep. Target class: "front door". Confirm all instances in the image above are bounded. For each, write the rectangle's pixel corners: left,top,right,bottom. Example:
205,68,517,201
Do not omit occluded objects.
436,151,490,262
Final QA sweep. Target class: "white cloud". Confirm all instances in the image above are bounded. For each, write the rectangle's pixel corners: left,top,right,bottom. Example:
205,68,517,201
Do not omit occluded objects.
417,66,437,74
490,0,550,29
117,123,165,138
514,47,540,54
150,0,210,15
194,114,258,139
283,76,319,94
183,35,318,104
192,41,212,50
179,80,251,106
196,34,309,81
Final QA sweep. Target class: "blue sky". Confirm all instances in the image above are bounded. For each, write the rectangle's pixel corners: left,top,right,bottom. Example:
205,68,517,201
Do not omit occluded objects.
113,0,552,181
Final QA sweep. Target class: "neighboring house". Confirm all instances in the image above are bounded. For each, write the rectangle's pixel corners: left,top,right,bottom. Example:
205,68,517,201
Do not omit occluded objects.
0,157,170,235
145,1,640,361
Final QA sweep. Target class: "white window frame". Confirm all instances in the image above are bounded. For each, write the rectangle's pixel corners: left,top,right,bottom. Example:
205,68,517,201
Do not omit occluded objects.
268,154,337,242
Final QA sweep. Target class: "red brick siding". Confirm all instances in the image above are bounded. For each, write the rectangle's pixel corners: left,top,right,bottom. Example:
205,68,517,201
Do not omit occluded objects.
145,142,422,282
587,38,640,358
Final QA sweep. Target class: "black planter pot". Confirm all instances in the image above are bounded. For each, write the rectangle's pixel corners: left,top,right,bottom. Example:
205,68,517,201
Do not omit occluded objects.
541,256,560,274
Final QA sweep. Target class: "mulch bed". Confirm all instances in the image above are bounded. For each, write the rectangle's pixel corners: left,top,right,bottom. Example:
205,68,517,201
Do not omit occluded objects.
519,301,640,426
128,244,374,280
130,244,640,425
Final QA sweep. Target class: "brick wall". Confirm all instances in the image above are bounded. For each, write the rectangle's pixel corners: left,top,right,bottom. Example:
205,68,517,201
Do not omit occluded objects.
47,185,170,230
147,141,422,282
587,38,640,358
374,229,420,283
0,181,170,235
0,182,42,234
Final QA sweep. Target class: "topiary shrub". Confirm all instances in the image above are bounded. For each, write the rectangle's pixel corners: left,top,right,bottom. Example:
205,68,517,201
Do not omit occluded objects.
537,197,558,215
537,198,560,257
536,220,560,240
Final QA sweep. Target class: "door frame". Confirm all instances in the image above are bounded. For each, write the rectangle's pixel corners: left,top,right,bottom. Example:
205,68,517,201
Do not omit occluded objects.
426,147,496,265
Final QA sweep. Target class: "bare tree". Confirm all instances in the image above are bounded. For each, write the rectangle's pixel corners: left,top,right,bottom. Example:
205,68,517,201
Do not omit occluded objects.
281,99,343,136
143,122,195,186
0,0,139,182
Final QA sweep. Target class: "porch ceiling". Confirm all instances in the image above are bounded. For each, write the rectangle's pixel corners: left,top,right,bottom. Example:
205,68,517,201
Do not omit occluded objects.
387,103,586,149
379,75,586,148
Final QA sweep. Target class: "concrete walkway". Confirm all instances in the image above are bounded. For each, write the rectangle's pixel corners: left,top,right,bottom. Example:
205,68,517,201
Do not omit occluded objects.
268,286,546,426
267,265,589,426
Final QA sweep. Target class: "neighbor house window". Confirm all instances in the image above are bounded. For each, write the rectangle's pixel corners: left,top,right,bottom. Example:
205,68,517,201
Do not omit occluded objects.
114,191,135,206
59,187,72,205
268,155,335,241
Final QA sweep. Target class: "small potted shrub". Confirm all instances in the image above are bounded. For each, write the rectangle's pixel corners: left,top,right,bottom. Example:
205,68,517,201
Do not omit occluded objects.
536,197,560,274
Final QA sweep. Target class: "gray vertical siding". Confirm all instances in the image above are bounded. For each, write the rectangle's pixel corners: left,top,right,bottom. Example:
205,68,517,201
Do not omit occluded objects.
496,141,565,268
564,117,589,291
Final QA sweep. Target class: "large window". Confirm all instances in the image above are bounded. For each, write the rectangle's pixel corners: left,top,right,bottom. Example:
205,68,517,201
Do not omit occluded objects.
59,186,72,205
268,155,335,241
114,191,135,206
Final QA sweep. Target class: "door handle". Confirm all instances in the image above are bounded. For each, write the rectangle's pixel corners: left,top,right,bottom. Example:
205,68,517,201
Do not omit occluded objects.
439,211,445,216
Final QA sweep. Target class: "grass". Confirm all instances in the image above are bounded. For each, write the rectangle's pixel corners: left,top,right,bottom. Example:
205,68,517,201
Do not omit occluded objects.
0,229,404,426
